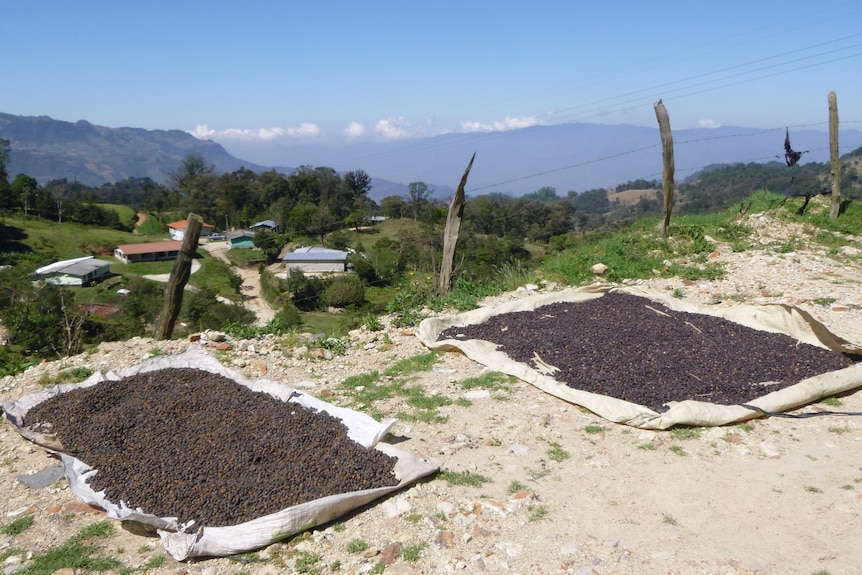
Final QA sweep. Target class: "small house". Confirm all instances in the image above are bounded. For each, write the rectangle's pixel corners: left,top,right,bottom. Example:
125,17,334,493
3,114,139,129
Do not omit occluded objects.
282,246,349,273
250,219,278,232
167,220,215,241
114,241,184,264
35,256,112,286
227,230,257,249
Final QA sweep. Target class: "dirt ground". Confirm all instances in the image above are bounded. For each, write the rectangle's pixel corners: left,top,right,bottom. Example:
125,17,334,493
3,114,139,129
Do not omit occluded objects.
1,206,861,575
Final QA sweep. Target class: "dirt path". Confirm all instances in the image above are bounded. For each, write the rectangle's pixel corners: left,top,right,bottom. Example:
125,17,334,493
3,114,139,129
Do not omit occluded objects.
200,240,276,326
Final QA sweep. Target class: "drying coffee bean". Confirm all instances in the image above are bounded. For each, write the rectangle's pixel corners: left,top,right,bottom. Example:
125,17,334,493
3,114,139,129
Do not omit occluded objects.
439,292,853,411
25,368,399,527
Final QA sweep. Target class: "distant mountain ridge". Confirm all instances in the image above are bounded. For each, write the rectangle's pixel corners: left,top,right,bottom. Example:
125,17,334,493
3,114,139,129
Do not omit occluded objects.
3,112,862,200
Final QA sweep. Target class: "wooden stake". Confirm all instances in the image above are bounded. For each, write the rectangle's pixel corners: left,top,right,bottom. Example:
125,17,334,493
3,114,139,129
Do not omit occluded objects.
439,153,475,295
654,99,675,237
153,213,203,340
828,91,841,220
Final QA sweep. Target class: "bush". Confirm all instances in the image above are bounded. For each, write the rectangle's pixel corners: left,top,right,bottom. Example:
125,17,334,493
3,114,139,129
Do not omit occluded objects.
322,275,366,308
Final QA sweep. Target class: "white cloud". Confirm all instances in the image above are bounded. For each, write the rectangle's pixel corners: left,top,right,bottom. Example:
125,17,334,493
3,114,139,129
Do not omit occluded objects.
373,117,414,140
344,121,365,139
698,119,721,129
460,115,544,133
189,123,320,141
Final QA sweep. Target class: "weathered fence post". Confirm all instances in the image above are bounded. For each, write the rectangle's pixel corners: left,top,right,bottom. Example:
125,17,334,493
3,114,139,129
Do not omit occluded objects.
828,91,841,220
439,153,476,295
153,213,203,340
654,99,675,237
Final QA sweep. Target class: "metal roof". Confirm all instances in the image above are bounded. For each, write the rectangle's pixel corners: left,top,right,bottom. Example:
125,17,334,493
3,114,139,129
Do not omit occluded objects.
282,247,348,261
36,257,110,277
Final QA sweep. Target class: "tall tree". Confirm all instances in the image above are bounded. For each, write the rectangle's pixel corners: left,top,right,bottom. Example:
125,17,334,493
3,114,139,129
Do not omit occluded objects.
0,139,10,208
408,182,431,221
170,153,217,220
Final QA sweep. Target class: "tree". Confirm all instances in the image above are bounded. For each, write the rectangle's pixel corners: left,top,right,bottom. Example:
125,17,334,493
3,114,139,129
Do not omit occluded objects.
169,153,216,219
380,195,405,218
0,139,11,208
10,174,38,215
344,169,372,209
408,182,431,221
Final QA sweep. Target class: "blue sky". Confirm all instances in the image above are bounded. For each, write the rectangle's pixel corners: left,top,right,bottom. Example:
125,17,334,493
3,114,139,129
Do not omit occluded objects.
3,0,862,152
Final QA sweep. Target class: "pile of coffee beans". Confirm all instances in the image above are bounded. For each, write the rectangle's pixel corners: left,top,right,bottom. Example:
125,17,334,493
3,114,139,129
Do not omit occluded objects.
440,292,854,411
25,368,399,527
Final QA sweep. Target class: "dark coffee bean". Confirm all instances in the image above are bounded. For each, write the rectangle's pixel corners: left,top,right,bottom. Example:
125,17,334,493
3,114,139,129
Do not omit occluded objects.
25,368,399,527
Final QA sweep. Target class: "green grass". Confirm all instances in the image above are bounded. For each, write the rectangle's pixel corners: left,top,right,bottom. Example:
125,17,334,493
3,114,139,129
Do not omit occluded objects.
583,423,605,434
15,521,121,575
459,371,515,391
546,441,571,462
346,539,369,554
2,516,34,536
670,426,702,441
399,543,426,563
383,352,440,377
438,470,491,487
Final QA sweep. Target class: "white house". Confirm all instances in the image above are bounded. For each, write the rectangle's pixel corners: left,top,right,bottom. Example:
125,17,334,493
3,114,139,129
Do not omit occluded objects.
167,220,215,241
35,256,112,286
282,246,349,273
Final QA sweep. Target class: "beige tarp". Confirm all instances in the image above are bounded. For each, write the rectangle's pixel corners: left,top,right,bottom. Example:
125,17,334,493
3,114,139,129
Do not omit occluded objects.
418,285,862,429
3,348,438,560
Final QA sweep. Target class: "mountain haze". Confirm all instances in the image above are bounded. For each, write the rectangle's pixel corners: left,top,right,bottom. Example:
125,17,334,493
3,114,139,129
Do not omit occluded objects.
4,112,862,200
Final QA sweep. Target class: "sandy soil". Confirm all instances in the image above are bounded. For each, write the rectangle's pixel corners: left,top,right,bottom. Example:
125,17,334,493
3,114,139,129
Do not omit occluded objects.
1,205,861,575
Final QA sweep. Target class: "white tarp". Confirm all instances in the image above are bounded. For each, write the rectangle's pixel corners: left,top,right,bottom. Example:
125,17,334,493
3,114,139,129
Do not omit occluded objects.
418,285,862,430
3,348,438,560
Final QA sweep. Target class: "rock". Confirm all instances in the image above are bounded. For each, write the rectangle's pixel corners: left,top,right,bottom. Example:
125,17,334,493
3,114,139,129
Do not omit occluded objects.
381,497,412,518
590,263,608,275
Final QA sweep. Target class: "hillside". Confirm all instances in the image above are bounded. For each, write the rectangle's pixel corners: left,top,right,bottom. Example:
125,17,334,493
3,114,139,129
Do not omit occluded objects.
1,200,861,574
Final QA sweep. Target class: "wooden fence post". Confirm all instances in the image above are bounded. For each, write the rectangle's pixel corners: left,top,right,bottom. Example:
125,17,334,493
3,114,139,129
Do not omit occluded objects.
828,91,841,220
439,153,475,295
654,99,675,237
153,213,203,340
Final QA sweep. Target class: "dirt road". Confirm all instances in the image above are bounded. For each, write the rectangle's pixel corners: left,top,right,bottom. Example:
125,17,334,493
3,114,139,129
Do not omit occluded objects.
200,240,276,326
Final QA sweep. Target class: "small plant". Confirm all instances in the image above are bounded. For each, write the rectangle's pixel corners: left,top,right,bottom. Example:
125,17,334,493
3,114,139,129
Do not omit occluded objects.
346,539,369,554
527,466,552,481
293,551,322,574
547,441,571,462
670,426,701,441
811,297,836,307
804,485,823,493
828,426,850,434
672,287,684,299
669,445,687,456
318,336,348,355
332,522,346,532
21,521,120,574
363,314,383,332
662,514,678,525
439,470,490,487
459,371,515,391
144,555,166,569
507,480,528,494
528,505,548,521
405,513,423,523
2,515,34,536
819,396,842,407
383,352,440,377
637,442,657,451
584,423,605,434
400,543,426,563
369,564,385,575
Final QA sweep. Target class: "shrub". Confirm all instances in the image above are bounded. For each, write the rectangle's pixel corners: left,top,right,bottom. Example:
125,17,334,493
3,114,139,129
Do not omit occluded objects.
322,275,365,308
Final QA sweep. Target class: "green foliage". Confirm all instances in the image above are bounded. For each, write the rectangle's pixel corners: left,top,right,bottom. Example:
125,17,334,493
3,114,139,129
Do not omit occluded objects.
438,470,491,487
16,521,120,575
400,543,426,563
383,352,440,377
321,274,365,308
2,515,34,536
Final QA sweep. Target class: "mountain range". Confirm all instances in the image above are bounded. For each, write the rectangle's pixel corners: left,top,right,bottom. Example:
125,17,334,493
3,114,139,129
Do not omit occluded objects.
3,111,862,201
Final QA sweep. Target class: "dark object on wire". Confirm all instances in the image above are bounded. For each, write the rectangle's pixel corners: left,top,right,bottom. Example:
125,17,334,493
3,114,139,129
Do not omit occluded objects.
784,127,805,167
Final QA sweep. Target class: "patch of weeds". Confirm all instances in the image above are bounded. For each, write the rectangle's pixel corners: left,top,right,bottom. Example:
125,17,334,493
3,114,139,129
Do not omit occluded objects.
583,423,605,434
811,297,836,307
669,445,687,456
404,513,423,523
488,437,502,447
819,396,842,407
840,484,854,490
328,560,341,571
228,552,264,564
455,397,472,407
812,570,832,575
368,564,385,575
804,485,823,493
136,545,151,554
672,288,684,299
400,543,426,563
346,539,369,554
0,549,23,564
2,516,34,536
318,337,348,356
828,426,850,434
670,426,702,441
637,442,657,451
737,422,755,433
662,514,678,525
508,480,528,494
459,371,515,391
383,352,440,377
438,470,490,487
293,551,322,574
144,555,166,569
547,441,571,462
148,347,167,357
526,465,552,481
39,367,94,386
20,520,121,575
363,314,383,332
332,522,346,533
528,505,548,521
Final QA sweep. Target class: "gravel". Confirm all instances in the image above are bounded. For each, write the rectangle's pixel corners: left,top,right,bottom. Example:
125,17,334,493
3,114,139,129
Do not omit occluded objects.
440,292,854,411
24,367,400,527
